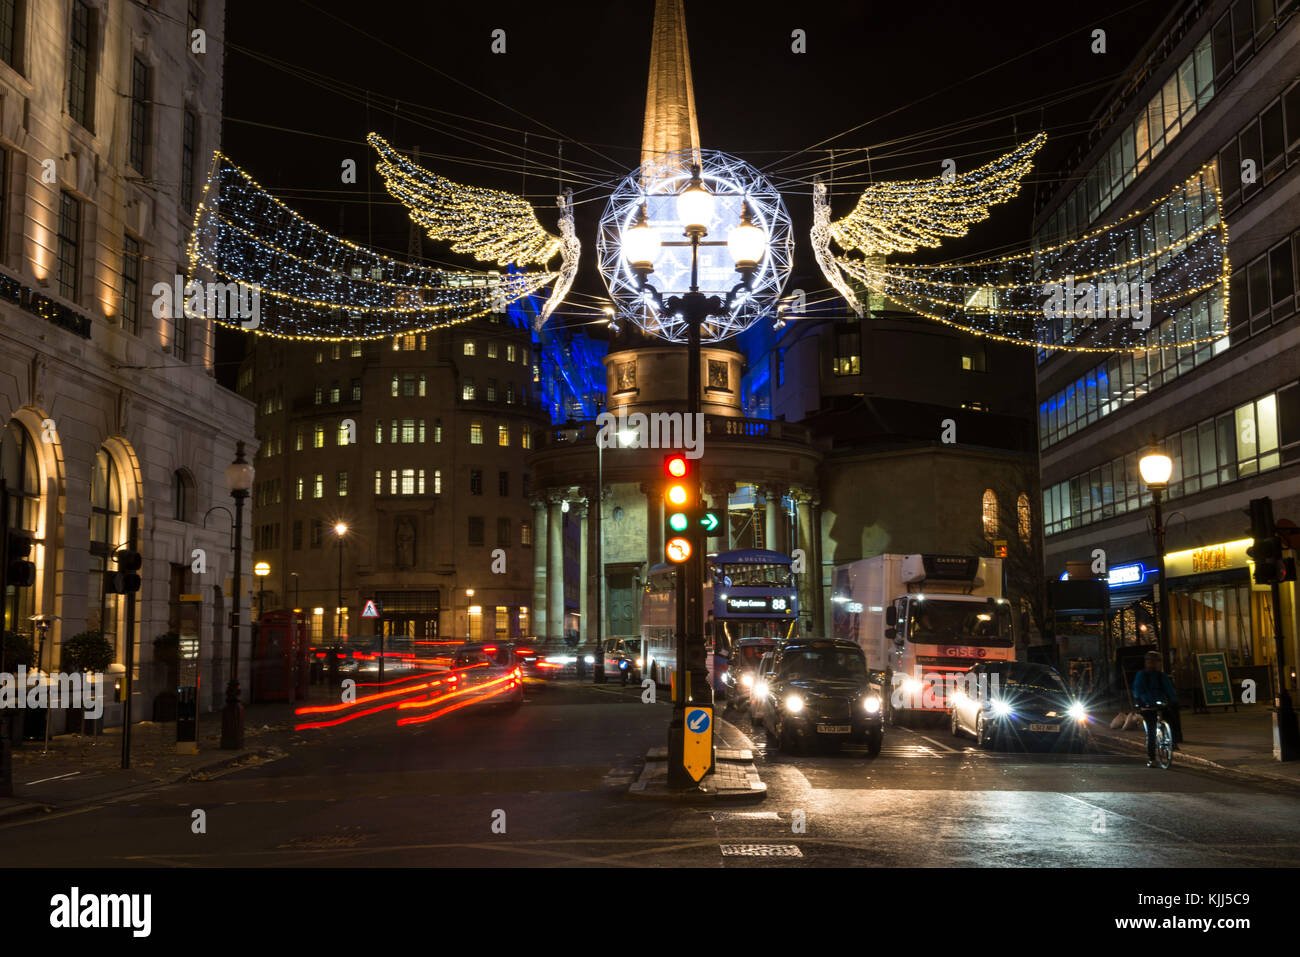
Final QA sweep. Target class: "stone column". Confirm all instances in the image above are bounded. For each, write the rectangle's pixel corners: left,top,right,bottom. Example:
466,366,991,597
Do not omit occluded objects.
641,482,663,570
531,498,548,639
794,490,815,635
577,501,589,646
547,494,565,643
810,496,825,636
764,486,785,553
705,481,732,550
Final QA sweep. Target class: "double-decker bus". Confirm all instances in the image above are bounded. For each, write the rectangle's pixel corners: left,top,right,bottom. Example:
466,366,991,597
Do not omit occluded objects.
640,548,798,687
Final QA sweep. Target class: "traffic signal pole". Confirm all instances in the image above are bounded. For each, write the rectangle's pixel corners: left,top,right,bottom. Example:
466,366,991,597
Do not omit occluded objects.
1247,497,1300,760
120,516,139,770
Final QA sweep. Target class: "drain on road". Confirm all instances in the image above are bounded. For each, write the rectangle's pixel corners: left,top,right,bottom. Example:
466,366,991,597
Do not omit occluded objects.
720,843,802,857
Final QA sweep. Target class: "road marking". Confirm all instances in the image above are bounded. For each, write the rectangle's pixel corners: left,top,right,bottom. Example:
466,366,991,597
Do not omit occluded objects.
24,771,82,786
897,726,958,753
711,811,780,822
721,844,803,857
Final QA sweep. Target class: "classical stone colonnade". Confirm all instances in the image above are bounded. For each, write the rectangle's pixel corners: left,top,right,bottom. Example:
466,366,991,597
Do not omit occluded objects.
528,479,825,645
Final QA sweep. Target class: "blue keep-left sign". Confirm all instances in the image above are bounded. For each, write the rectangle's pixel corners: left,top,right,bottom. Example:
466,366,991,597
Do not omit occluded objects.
683,706,713,782
687,708,710,733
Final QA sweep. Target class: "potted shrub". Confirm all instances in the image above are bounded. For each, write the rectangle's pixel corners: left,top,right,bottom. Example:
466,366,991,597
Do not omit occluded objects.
61,630,115,735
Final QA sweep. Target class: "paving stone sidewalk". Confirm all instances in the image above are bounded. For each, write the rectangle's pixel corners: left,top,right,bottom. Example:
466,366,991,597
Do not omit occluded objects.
1090,704,1300,787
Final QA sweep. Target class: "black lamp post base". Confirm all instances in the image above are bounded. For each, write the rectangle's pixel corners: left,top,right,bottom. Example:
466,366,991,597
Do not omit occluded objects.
220,680,244,750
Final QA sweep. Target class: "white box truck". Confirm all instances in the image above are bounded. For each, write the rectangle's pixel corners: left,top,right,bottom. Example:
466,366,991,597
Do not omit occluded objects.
830,554,1015,722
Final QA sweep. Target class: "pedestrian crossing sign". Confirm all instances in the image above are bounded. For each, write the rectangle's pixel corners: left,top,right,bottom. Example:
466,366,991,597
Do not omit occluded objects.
361,599,380,618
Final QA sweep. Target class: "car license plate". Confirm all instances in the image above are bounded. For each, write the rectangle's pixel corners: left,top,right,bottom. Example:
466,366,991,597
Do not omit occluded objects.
817,724,851,734
1028,723,1060,733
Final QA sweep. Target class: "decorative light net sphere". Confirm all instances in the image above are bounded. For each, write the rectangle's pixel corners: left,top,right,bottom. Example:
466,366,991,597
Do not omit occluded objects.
597,149,793,343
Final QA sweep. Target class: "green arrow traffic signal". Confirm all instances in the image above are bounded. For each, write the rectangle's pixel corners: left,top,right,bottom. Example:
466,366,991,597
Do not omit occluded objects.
700,511,718,532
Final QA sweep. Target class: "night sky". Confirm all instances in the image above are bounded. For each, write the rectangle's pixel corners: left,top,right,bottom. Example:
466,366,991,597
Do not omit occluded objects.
217,0,1176,384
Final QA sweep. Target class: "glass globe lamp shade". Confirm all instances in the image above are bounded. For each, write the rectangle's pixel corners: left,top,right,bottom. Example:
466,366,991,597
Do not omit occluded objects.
677,177,714,232
1138,448,1173,487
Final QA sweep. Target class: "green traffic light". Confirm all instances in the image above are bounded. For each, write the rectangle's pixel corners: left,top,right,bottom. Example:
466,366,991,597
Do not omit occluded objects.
668,512,689,532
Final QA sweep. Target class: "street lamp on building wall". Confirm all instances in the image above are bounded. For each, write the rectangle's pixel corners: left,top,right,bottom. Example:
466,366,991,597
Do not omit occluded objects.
620,166,771,786
221,441,254,750
1139,444,1174,672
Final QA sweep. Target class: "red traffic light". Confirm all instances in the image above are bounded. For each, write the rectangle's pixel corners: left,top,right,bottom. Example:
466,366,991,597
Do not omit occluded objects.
665,454,688,478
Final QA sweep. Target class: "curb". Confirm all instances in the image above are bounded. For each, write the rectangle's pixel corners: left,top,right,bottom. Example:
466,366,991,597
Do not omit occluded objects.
0,745,284,825
1091,727,1300,790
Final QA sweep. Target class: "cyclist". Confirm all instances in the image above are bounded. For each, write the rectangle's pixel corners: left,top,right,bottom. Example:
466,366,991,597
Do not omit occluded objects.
1132,651,1181,767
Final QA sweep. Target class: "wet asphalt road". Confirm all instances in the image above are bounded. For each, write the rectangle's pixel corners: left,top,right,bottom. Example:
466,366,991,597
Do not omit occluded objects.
3,680,1299,867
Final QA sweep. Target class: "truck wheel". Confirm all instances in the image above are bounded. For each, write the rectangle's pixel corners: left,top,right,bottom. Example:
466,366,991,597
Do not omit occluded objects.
866,728,883,757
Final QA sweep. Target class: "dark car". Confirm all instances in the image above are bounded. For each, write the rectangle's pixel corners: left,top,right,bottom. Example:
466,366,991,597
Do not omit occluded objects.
720,638,779,712
759,639,884,756
448,642,524,711
949,660,1089,751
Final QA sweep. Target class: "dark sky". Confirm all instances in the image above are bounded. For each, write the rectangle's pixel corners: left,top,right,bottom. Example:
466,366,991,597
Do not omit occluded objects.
217,0,1177,382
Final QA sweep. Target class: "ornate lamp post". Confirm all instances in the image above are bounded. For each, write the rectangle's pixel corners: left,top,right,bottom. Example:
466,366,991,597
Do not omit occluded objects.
1138,445,1174,671
621,166,770,786
221,441,254,750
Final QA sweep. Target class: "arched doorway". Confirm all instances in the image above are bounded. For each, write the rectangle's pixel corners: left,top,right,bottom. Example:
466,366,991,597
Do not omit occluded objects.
1,420,43,646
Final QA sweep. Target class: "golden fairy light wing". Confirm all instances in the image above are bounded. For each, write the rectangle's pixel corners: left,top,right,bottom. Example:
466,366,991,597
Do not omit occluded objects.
830,132,1046,257
368,132,563,267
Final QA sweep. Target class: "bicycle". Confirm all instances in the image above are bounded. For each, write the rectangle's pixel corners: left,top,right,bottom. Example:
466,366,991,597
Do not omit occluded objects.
1140,700,1174,769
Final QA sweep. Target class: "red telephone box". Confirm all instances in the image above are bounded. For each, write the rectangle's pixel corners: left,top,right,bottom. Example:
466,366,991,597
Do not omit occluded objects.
252,610,309,702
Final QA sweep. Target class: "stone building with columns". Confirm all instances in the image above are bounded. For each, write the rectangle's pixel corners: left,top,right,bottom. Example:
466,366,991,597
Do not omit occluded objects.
0,0,257,728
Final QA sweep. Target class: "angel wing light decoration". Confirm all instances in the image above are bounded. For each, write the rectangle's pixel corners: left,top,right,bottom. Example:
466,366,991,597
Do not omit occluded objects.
368,133,580,329
812,133,1045,318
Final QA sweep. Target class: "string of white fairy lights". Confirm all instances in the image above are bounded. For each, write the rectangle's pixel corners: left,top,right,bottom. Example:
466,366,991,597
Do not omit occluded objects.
187,153,556,340
832,165,1229,353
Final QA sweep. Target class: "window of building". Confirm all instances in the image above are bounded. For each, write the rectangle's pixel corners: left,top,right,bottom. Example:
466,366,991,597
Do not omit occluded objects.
172,469,195,522
470,421,483,444
520,520,532,546
374,470,382,495
314,385,322,405
0,0,20,71
295,477,304,501
470,469,483,495
181,109,196,210
981,489,998,541
68,1,95,130
1017,493,1031,544
833,327,861,376
486,379,497,402
57,191,81,301
464,339,476,356
120,235,141,335
351,341,363,357
337,471,348,497
468,516,484,546
312,474,323,499
521,428,531,450
310,519,322,548
498,471,509,496
171,305,188,361
498,424,510,447
497,518,510,547
292,520,302,550
507,344,517,363
462,377,476,401
329,381,340,403
434,419,443,443
337,422,350,446
433,469,442,495
350,379,361,401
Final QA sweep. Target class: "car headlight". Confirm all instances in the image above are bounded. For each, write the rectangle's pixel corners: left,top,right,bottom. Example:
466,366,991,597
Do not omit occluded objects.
785,694,804,714
753,680,768,698
635,658,643,667
990,699,1013,717
864,695,882,713
741,674,754,688
902,678,923,695
583,655,594,664
1067,701,1088,721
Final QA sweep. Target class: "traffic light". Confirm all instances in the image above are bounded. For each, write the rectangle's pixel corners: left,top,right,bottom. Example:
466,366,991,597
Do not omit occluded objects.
1246,497,1285,585
105,548,143,594
663,453,693,564
5,531,35,587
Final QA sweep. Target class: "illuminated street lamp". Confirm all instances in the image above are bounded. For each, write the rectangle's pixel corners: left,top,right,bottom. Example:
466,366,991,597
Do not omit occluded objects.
333,522,348,645
254,561,270,618
619,166,770,787
1139,444,1174,671
221,442,254,749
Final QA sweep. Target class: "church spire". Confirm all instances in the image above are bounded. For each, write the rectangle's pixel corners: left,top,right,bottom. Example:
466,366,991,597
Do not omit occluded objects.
641,0,701,176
